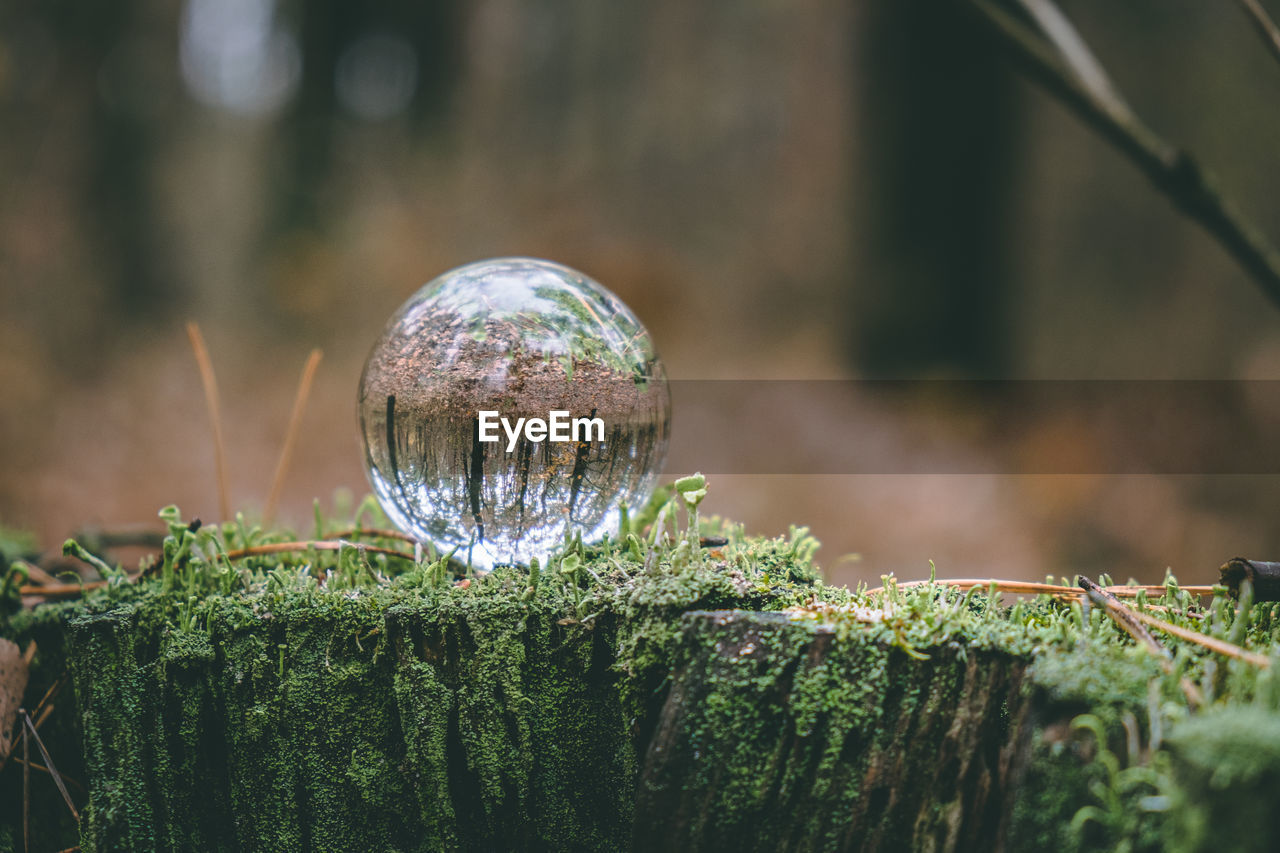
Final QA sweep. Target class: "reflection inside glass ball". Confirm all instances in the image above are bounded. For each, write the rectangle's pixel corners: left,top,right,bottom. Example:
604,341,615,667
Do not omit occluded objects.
358,257,670,569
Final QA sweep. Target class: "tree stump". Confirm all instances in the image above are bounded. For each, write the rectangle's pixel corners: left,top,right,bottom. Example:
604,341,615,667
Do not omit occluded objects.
2,557,1279,852
634,611,1029,852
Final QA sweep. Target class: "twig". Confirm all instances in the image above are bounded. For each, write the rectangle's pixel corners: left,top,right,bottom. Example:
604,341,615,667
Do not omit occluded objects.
224,540,414,561
1079,577,1167,657
869,578,1069,596
1080,577,1203,707
186,323,231,522
264,349,323,524
867,577,1214,599
23,716,28,853
1129,607,1272,668
1220,557,1280,601
10,757,85,793
965,0,1280,311
22,711,77,820
18,581,106,600
12,561,57,587
1237,0,1280,67
29,674,66,725
327,527,420,545
1015,0,1129,115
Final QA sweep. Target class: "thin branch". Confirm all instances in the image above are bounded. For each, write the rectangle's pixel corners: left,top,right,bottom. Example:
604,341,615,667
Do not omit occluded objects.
264,349,323,524
29,674,66,725
1129,607,1272,668
868,577,1214,599
19,581,106,599
1079,577,1167,657
12,561,58,587
186,323,232,522
965,0,1280,311
23,716,28,853
223,540,415,562
23,711,77,820
1080,577,1203,707
1015,0,1131,117
1238,0,1280,67
326,527,420,545
10,757,86,793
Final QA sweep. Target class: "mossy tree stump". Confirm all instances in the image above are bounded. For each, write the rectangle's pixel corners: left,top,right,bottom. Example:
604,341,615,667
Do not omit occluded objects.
3,526,1280,852
635,611,1029,851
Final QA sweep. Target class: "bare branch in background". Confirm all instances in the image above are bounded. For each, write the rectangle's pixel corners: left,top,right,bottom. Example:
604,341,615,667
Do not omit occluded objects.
1237,0,1280,66
965,0,1280,312
1015,0,1132,121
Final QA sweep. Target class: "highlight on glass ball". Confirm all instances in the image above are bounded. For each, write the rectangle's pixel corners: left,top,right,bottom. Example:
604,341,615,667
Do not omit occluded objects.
358,257,671,569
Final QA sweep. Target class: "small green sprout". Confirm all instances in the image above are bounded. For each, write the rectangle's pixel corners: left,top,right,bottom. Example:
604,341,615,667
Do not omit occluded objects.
521,556,541,602
63,539,119,580
673,473,707,507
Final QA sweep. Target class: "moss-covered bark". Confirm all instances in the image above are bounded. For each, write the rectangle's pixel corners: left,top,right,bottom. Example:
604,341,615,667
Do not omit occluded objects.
635,612,1029,852
0,540,826,852
4,538,1280,851
59,593,641,851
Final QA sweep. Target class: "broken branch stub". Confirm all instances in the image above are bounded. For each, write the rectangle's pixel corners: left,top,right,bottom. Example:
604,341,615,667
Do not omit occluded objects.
1220,558,1280,601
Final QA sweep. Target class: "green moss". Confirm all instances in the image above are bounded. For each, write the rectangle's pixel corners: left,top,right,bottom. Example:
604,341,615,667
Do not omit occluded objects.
633,610,1031,851
7,501,1280,851
1162,707,1280,853
0,502,838,851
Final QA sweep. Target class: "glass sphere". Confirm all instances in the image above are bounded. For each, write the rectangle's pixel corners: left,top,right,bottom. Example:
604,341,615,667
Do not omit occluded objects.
358,257,671,569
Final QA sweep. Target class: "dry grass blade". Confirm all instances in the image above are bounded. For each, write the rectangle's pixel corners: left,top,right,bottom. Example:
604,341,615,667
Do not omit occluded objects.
29,673,66,725
23,711,77,820
10,757,85,793
264,348,323,524
22,715,28,853
1129,607,1272,668
186,322,231,522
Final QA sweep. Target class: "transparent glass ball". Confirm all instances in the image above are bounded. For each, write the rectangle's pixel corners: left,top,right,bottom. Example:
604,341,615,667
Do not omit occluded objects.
358,257,671,569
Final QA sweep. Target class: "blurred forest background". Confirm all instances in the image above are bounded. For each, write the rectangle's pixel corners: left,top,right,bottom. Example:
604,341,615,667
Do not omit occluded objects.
5,0,1280,586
